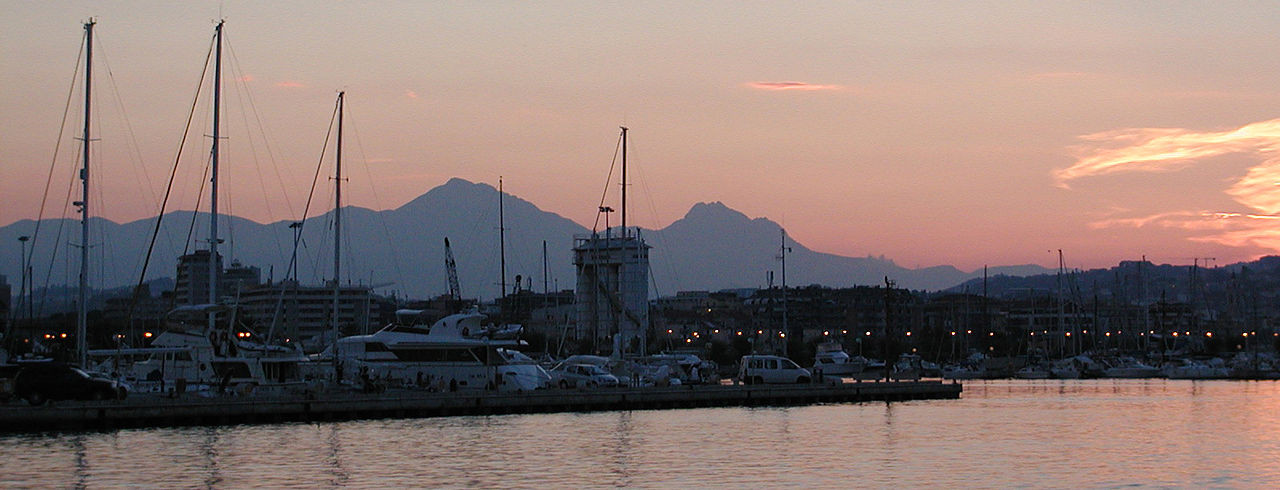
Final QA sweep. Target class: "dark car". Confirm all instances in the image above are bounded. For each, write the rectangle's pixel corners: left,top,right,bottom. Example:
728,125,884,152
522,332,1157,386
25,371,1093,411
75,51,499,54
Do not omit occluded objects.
13,363,127,406
0,364,21,402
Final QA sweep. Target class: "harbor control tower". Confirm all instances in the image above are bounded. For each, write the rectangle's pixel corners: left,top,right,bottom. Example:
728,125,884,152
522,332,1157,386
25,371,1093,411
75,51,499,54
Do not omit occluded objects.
573,229,650,357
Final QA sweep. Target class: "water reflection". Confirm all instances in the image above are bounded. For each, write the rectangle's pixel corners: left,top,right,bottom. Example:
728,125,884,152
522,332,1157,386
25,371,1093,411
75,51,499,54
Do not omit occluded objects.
325,424,349,487
2,380,1279,487
609,411,634,487
199,427,222,488
71,434,87,490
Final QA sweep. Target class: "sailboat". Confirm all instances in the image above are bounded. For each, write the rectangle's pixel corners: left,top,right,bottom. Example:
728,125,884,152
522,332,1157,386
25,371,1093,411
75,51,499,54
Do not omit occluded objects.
119,21,309,395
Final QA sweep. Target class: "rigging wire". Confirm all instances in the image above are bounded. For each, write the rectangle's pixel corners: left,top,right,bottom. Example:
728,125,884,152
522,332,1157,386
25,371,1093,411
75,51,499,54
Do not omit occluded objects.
183,152,212,260
591,132,623,233
37,142,82,319
263,97,338,342
225,40,298,216
225,39,288,264
98,34,162,288
294,98,341,286
346,105,406,291
129,33,214,320
29,31,85,319
626,135,678,298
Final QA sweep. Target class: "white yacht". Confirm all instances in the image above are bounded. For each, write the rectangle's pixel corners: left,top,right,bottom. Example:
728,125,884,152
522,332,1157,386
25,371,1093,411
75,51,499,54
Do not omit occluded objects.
810,342,866,376
323,309,551,392
1103,357,1162,378
112,304,311,395
1162,358,1229,379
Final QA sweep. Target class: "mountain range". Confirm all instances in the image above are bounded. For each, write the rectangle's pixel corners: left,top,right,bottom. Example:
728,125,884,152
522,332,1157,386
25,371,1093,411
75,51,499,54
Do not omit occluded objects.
0,178,1051,300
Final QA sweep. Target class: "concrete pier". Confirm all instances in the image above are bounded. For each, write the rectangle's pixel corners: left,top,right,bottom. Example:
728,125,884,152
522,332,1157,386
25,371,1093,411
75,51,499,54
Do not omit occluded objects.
0,380,961,433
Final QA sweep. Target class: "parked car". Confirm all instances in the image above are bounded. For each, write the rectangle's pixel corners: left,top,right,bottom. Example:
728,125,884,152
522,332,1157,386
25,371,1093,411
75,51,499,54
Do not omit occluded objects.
13,363,128,405
549,363,620,389
0,364,21,402
738,355,811,385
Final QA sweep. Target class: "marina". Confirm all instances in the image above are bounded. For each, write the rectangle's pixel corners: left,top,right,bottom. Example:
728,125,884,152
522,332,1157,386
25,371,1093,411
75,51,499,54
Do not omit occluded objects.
0,380,959,433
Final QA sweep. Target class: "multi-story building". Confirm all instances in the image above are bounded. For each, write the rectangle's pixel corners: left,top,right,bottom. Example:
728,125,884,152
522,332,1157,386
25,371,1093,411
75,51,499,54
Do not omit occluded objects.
235,280,375,345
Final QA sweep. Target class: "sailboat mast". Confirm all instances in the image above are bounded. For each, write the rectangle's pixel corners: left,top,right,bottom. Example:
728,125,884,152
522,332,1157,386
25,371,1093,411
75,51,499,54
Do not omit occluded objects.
620,126,627,238
76,19,94,368
499,176,506,325
332,91,344,377
208,20,224,332
781,228,788,356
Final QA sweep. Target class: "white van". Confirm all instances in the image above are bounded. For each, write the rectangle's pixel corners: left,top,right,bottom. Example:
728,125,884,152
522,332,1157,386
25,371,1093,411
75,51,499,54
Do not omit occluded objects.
738,355,812,385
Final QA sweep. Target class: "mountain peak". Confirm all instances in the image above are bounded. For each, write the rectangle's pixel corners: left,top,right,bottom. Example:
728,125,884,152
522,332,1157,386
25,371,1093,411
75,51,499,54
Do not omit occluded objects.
683,201,750,222
397,178,494,213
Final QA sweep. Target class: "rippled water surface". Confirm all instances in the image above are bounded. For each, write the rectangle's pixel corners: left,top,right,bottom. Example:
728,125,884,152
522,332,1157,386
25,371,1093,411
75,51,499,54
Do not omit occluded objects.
3,380,1280,488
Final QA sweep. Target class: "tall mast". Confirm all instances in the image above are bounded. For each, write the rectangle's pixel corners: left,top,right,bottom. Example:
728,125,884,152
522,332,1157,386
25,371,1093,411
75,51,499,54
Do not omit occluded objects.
620,126,628,238
76,19,95,367
332,91,344,378
499,177,506,325
208,20,224,333
780,228,789,356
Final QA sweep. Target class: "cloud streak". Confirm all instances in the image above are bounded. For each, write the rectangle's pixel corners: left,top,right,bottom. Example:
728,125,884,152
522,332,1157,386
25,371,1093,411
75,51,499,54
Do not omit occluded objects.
1059,118,1280,252
747,81,843,91
1057,118,1280,213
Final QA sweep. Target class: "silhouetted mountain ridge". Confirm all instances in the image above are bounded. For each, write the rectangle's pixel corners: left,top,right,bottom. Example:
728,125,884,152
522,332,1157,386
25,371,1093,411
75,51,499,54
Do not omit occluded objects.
2,178,1051,299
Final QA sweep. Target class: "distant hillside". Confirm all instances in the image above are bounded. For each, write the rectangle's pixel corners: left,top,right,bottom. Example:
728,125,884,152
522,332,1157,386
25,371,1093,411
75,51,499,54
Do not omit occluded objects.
1,178,1049,300
945,256,1280,307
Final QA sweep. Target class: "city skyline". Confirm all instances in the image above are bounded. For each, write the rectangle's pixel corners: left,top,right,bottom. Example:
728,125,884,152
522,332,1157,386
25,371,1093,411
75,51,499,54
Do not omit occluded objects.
5,2,1280,273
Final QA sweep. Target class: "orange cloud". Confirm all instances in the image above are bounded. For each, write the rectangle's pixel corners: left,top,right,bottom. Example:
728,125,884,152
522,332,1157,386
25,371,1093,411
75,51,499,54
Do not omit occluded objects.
1062,118,1280,252
405,89,418,99
237,74,255,82
746,81,843,91
1057,119,1280,211
275,81,306,88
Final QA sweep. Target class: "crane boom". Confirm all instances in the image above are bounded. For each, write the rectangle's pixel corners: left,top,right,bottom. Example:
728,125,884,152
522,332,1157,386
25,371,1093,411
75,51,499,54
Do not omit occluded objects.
444,237,461,301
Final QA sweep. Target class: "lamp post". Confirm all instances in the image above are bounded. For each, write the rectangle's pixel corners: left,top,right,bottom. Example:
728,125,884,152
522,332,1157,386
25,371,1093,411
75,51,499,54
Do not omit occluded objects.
599,206,614,236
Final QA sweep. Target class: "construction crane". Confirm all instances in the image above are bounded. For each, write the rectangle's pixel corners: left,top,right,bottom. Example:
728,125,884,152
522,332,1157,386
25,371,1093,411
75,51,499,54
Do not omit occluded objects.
444,237,461,301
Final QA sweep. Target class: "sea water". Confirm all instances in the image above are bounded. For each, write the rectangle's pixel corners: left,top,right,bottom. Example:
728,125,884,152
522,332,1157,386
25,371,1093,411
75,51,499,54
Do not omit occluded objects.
2,380,1278,488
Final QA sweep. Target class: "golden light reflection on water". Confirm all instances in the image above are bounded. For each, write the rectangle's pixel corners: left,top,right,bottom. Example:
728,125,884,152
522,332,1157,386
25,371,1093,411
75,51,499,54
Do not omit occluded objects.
1,380,1279,487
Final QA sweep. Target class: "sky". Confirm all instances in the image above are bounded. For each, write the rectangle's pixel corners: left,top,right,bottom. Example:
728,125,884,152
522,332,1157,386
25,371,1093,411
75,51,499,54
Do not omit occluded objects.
5,1,1280,274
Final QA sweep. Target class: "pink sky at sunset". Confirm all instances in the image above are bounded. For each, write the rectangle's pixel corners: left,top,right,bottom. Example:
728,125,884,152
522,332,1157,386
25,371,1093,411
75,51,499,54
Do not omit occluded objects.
4,1,1280,273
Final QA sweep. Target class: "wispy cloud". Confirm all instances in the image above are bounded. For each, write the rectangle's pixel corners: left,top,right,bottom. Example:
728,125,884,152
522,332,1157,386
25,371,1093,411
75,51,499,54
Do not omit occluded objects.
746,81,843,91
1061,118,1280,252
275,81,306,88
1056,119,1280,212
405,89,418,99
1025,71,1095,81
237,74,255,83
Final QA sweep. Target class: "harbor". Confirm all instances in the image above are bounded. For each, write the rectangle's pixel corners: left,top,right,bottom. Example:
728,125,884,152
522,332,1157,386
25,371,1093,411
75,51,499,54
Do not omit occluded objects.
0,380,960,433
